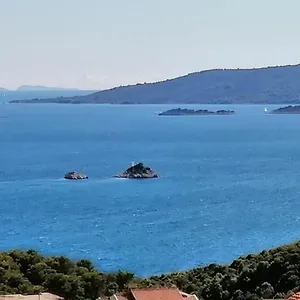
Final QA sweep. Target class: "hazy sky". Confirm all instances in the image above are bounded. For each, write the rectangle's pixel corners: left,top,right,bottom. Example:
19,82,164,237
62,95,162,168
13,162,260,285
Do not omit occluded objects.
1,0,300,90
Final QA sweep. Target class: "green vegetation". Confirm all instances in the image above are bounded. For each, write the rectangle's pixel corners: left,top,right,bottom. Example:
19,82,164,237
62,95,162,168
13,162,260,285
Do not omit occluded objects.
1,242,300,299
0,249,134,300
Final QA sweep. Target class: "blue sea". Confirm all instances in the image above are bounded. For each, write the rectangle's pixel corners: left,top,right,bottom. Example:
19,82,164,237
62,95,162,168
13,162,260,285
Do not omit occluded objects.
1,98,300,277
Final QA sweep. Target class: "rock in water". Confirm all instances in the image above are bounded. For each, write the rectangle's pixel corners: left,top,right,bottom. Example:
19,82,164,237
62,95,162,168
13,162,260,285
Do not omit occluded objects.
64,171,88,180
114,162,159,179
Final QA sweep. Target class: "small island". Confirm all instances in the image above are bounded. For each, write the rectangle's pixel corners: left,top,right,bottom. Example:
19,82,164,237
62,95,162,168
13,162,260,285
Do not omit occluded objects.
64,171,88,180
269,105,300,114
114,162,159,179
158,108,235,116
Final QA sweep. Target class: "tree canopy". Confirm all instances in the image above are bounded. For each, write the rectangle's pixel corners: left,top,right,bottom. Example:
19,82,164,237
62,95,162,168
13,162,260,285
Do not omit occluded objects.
1,242,300,299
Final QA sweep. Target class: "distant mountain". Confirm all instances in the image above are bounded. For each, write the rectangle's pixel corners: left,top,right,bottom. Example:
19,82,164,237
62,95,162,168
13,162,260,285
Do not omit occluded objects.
10,64,300,104
0,87,8,92
16,85,80,92
1,90,98,104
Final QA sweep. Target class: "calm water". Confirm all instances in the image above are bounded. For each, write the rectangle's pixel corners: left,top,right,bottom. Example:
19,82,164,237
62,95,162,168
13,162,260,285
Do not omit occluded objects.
1,103,300,277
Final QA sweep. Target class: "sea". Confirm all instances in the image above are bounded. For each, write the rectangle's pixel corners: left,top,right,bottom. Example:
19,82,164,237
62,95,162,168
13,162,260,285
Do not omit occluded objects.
1,92,300,277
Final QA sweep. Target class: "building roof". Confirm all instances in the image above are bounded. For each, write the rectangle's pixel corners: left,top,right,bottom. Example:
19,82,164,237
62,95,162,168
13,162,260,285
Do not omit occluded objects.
0,293,62,300
130,288,185,300
113,288,199,300
288,292,300,300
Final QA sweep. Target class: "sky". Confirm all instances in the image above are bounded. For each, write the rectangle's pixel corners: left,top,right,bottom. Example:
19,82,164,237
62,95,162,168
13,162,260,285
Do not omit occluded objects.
0,0,300,90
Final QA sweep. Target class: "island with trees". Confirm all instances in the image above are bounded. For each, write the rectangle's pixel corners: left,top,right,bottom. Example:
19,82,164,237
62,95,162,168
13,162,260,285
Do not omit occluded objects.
270,105,300,114
158,108,235,116
1,241,300,299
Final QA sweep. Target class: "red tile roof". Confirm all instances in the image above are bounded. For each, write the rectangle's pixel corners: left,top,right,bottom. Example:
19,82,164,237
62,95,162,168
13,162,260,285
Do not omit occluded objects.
130,288,185,300
288,292,300,300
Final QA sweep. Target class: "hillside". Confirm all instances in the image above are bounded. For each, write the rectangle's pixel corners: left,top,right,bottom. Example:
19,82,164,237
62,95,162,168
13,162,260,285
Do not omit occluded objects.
10,64,300,105
1,242,300,299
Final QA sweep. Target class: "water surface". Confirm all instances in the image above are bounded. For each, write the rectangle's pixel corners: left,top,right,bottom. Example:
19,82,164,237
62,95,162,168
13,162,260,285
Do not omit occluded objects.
1,103,300,276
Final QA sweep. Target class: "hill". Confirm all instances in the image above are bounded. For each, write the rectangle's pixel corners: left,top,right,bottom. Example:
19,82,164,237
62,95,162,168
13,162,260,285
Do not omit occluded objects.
1,241,300,299
9,64,300,104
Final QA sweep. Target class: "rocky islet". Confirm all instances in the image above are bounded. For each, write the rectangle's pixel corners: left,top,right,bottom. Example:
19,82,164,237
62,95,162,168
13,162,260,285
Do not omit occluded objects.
114,162,159,179
64,171,88,180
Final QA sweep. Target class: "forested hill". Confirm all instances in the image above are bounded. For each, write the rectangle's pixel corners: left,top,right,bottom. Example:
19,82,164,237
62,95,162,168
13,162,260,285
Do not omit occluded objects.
10,64,300,104
2,241,300,299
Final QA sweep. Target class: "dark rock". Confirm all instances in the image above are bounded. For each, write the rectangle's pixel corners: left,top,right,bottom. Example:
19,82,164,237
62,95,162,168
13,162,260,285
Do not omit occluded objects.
270,105,300,114
158,108,235,116
64,171,88,180
114,162,159,179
